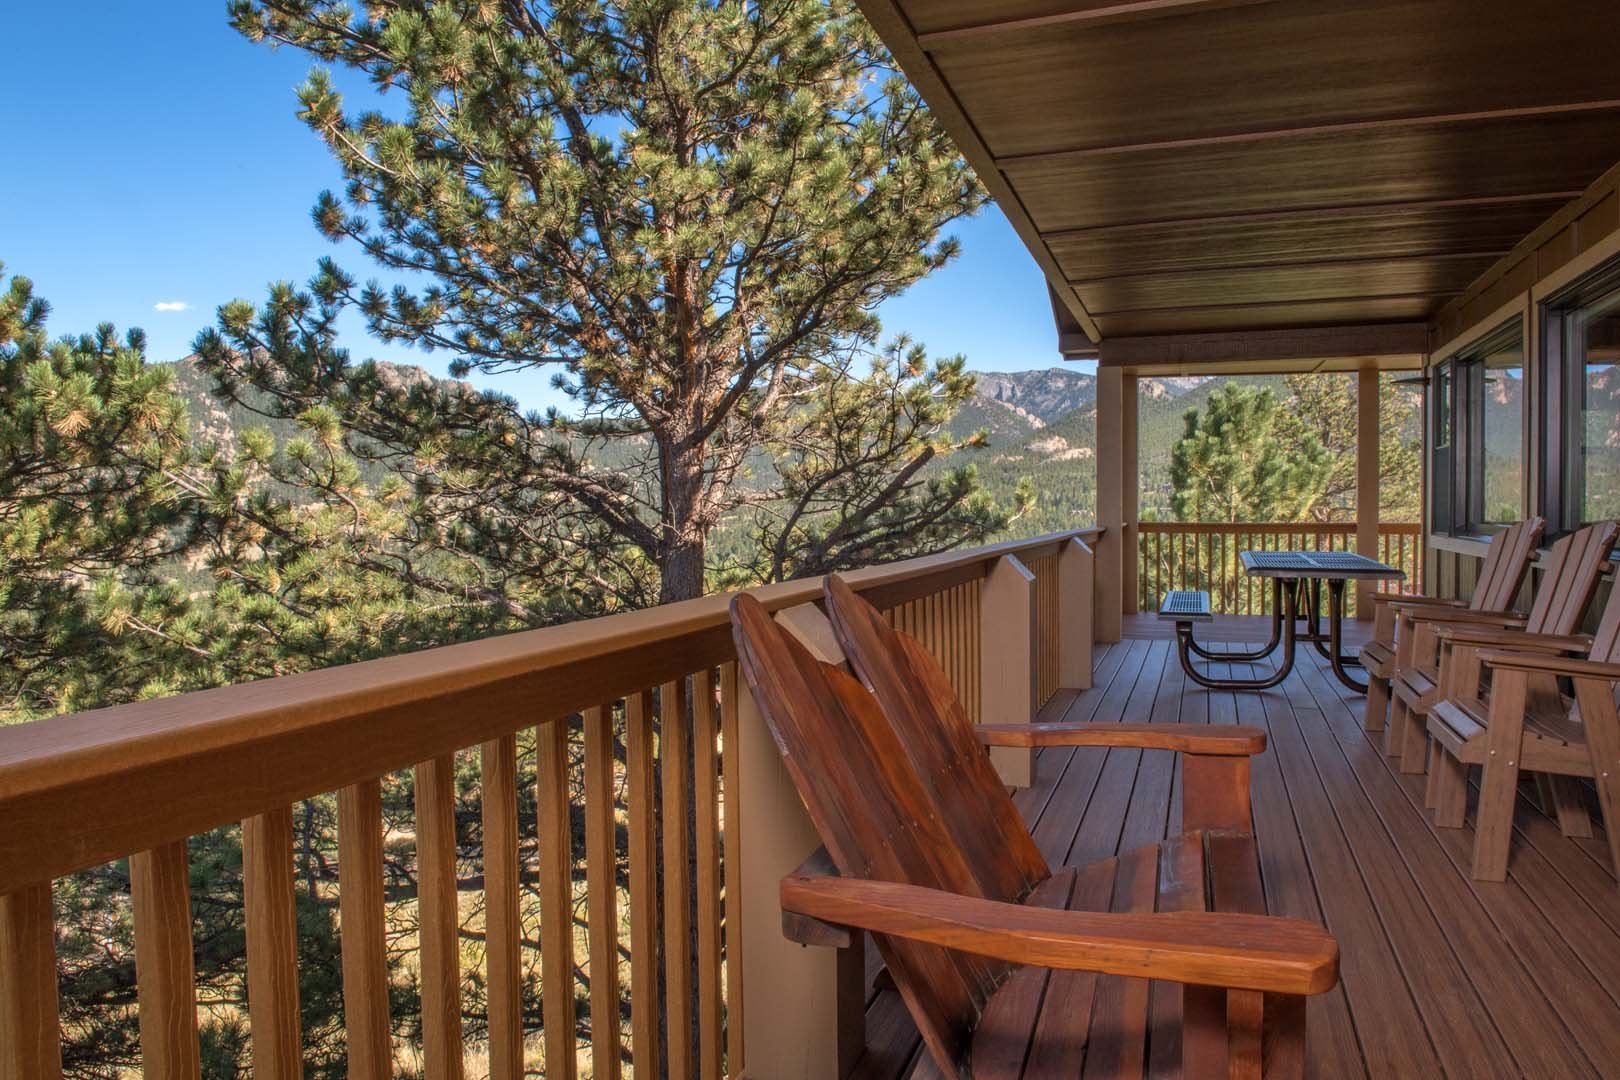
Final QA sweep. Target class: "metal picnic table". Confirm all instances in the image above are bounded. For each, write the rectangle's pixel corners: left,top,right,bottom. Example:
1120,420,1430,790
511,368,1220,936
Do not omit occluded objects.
1162,549,1405,693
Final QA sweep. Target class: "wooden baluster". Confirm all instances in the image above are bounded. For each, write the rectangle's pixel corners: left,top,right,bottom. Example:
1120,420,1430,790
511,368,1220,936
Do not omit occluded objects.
414,755,465,1080
481,735,524,1080
131,840,201,1079
719,664,746,1075
243,806,302,1079
626,691,662,1077
661,679,694,1080
693,670,725,1078
537,720,579,1080
0,882,63,1080
337,780,391,1079
583,706,624,1079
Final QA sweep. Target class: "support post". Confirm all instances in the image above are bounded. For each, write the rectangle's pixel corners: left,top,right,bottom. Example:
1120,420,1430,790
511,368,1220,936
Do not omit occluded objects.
980,555,1038,786
1095,367,1127,641
736,605,866,1080
1058,537,1095,690
1122,373,1140,616
1356,368,1380,619
0,883,63,1080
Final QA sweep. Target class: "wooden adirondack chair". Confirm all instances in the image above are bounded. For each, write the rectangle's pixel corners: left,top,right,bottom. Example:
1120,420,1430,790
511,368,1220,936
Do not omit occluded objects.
1360,517,1542,735
1428,562,1620,881
729,579,1340,1080
1386,521,1617,775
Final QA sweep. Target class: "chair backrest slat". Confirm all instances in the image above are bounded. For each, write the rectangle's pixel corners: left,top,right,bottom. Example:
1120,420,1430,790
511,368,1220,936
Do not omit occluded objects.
823,575,1050,904
730,593,1000,1068
1472,517,1545,612
1525,522,1618,636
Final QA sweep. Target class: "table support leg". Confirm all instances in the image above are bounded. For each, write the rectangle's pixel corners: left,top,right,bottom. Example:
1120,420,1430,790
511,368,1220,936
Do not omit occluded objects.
1326,580,1369,693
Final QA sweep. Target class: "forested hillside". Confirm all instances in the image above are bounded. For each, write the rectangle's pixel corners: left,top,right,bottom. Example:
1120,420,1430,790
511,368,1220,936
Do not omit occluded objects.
161,358,1426,544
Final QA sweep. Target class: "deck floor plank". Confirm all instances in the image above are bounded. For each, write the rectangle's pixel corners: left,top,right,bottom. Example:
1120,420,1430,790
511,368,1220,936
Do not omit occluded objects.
834,618,1620,1079
1289,649,1605,1076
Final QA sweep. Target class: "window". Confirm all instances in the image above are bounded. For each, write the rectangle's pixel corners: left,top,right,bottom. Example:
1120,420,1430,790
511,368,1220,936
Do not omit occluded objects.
1429,321,1525,537
1430,361,1454,535
1545,268,1620,530
1466,327,1525,528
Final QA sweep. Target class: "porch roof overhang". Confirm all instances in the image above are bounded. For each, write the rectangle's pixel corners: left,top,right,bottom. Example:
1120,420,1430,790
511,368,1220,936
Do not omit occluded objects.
856,0,1620,365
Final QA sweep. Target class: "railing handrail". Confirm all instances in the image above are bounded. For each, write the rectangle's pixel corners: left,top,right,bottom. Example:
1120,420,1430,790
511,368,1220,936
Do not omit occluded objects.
1139,521,1422,535
0,526,1099,889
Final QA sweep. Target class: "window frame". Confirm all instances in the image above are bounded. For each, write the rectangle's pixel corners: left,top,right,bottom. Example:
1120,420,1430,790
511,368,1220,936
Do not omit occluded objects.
1430,319,1525,539
1540,258,1620,535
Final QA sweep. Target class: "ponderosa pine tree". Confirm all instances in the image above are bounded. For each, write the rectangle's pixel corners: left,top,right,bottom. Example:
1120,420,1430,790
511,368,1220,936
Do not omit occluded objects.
1273,372,1422,522
0,267,206,717
219,0,1009,604
1169,382,1332,523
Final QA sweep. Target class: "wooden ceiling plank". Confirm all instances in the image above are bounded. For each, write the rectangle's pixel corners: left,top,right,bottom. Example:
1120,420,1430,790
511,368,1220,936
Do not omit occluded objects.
928,1,1620,158
1009,107,1620,233
914,0,1275,47
1076,256,1491,316
1065,249,1509,288
1038,192,1579,241
993,100,1620,167
856,0,1103,342
1088,290,1461,318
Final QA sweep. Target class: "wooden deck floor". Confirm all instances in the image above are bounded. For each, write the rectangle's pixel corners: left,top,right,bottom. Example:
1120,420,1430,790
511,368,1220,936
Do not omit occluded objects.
850,628,1620,1079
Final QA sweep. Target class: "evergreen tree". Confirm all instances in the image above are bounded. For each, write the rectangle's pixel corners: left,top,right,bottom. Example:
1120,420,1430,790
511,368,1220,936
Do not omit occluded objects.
1273,372,1422,522
0,267,205,717
1169,382,1331,523
222,0,1007,604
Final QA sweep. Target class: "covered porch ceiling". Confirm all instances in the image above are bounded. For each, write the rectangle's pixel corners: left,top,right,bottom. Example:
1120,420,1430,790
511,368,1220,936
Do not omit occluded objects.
856,0,1620,373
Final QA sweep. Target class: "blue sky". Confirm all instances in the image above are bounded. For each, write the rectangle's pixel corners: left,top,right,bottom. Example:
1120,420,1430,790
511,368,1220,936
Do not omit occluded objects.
0,2,1081,413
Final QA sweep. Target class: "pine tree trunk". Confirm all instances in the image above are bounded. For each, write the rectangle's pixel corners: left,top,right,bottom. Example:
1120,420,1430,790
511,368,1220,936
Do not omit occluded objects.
658,438,708,605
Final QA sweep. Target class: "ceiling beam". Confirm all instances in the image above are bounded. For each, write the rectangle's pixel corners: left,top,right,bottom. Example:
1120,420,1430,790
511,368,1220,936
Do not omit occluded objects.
1095,324,1429,367
1036,192,1579,242
1065,249,1509,288
915,0,1274,48
853,0,1103,344
1086,290,1459,318
994,100,1620,168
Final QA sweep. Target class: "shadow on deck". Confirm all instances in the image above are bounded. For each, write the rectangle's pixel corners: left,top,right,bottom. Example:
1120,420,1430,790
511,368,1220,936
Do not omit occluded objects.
852,629,1620,1078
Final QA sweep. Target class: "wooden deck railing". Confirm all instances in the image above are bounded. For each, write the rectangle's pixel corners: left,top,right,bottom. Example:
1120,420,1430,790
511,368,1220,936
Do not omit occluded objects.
1138,521,1423,615
0,528,1100,1080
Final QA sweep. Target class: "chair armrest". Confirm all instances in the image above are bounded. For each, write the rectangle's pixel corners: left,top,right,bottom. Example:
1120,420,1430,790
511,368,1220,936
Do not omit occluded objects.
975,723,1265,756
1398,607,1526,628
1431,627,1590,652
1478,650,1620,681
1375,593,1463,608
779,872,1339,996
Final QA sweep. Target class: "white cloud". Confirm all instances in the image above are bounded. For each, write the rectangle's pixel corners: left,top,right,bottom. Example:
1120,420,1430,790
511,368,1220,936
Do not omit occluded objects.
153,300,190,313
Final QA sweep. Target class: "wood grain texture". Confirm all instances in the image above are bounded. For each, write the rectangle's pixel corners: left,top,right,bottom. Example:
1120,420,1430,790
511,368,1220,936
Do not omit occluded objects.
0,529,1094,893
242,806,301,1080
976,722,1263,754
536,719,578,1080
336,780,391,1080
779,874,1337,996
659,679,694,1080
692,670,725,1078
582,706,623,1080
625,691,662,1077
0,882,62,1080
413,755,464,1080
735,590,1339,1077
719,663,745,1076
131,840,201,1080
480,735,524,1080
